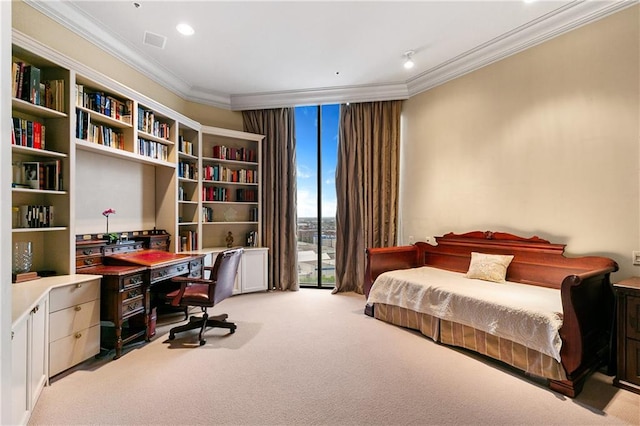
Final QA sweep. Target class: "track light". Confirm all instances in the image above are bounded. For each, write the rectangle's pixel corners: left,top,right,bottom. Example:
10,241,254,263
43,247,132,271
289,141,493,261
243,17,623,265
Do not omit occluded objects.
403,50,415,70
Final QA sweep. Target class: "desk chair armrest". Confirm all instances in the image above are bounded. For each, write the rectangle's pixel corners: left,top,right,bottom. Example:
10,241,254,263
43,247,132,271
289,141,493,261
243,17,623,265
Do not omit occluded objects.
169,277,216,307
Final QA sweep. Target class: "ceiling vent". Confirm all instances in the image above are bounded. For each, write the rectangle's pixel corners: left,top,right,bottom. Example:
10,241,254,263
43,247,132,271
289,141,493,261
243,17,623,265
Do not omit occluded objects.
143,31,167,49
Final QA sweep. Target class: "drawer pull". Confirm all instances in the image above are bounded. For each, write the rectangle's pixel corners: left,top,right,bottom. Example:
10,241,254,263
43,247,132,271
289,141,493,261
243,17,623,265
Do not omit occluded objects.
75,305,82,312
83,249,92,255
31,304,39,314
84,259,94,265
75,332,82,339
130,277,142,285
177,265,185,272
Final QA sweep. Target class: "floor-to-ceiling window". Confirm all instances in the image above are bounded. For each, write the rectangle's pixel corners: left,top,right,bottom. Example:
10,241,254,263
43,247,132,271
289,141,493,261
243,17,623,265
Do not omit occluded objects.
295,104,338,288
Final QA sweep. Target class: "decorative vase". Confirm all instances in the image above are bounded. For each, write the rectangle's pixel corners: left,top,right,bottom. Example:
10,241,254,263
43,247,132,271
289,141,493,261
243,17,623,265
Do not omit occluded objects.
12,241,33,274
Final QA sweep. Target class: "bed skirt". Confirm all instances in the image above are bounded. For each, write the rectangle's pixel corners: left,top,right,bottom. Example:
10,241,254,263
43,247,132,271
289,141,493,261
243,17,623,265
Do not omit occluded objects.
373,303,567,381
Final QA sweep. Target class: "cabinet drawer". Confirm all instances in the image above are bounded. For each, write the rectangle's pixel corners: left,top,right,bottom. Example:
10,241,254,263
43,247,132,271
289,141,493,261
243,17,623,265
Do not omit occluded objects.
49,299,100,342
49,280,100,313
49,324,100,377
627,296,640,340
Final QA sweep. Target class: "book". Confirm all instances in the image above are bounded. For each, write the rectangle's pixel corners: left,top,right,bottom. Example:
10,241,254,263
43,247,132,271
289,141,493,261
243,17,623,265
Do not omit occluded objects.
21,65,41,105
23,162,39,189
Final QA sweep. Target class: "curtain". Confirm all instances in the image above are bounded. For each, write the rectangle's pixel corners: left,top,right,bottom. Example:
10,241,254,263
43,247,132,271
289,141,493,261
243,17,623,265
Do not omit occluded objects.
242,108,299,291
334,101,402,293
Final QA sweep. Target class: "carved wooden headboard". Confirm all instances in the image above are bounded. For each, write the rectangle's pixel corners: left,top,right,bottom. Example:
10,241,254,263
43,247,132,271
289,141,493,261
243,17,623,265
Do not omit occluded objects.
415,231,617,290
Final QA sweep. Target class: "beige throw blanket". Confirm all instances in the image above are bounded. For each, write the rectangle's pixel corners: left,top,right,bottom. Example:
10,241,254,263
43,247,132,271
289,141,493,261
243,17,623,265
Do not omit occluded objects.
367,266,564,361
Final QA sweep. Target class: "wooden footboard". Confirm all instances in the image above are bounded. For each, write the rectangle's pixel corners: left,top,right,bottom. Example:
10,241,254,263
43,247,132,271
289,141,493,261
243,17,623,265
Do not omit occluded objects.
364,231,618,397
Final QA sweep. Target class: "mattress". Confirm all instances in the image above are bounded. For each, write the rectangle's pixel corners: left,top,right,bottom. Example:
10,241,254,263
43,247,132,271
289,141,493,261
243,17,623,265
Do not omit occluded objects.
366,266,564,362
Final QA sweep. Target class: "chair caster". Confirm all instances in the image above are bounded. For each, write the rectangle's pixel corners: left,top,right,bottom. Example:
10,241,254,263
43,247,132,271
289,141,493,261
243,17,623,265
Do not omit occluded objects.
199,339,206,346
230,328,235,334
169,333,175,340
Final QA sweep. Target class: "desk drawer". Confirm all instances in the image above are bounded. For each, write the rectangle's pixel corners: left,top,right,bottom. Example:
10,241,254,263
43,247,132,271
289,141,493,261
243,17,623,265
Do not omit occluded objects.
50,279,100,313
76,245,103,257
122,295,145,319
151,263,189,283
122,273,144,291
49,299,100,342
103,242,143,255
49,324,100,377
76,255,103,269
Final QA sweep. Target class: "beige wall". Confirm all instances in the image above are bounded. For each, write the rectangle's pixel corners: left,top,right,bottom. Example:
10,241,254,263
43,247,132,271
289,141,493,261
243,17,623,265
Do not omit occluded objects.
12,0,243,130
401,5,640,280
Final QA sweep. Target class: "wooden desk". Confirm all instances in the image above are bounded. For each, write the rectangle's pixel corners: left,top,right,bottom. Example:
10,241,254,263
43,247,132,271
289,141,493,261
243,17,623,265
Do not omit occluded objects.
77,244,204,359
105,249,204,338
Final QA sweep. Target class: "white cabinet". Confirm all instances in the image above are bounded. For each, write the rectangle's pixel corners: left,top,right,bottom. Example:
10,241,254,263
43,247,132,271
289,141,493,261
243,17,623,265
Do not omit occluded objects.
240,247,269,293
11,294,48,426
203,247,268,294
48,279,100,377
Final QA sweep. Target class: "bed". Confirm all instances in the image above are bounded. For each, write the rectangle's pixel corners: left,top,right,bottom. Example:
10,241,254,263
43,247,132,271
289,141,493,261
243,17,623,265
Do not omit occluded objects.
363,231,618,397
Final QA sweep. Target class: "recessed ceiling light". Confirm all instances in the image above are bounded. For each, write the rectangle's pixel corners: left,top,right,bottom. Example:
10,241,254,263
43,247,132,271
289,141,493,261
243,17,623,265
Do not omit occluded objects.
133,2,141,8
176,23,195,36
403,50,415,70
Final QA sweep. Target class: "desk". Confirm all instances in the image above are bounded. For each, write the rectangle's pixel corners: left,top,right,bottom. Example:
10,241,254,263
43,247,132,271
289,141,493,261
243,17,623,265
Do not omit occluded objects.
80,248,204,359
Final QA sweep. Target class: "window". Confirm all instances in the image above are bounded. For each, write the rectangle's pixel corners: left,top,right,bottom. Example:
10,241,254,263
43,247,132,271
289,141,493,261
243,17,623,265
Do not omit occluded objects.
295,105,339,288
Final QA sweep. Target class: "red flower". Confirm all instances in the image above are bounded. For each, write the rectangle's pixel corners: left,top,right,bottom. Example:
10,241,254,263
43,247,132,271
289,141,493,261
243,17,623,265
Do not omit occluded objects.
102,208,116,217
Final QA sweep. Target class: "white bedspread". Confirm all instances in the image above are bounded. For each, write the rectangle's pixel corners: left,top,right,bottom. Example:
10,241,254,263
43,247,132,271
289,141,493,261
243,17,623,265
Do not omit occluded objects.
367,266,564,361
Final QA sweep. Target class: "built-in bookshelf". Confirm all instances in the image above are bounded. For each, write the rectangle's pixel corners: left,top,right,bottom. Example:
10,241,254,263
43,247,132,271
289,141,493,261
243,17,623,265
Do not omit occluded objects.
11,45,72,275
200,125,263,249
174,121,201,252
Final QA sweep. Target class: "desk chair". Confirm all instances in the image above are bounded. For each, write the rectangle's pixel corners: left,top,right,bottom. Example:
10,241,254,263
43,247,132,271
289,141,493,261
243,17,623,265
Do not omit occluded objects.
167,248,243,345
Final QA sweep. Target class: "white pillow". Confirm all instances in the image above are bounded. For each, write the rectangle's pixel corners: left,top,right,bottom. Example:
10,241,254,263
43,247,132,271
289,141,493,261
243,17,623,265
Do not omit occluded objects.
465,252,514,283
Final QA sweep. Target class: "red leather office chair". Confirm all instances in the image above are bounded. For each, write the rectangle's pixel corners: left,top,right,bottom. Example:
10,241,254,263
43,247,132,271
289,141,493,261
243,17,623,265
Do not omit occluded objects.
167,247,242,345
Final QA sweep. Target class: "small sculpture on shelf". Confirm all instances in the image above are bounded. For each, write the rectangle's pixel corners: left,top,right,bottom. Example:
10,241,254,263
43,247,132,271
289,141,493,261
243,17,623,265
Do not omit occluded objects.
226,231,234,248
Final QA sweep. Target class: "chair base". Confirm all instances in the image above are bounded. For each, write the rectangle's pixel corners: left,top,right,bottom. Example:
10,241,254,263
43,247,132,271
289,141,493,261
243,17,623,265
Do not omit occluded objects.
168,312,236,346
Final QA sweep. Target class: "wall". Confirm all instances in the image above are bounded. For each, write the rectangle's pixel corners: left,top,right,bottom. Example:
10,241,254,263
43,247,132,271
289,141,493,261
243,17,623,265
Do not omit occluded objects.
401,5,639,280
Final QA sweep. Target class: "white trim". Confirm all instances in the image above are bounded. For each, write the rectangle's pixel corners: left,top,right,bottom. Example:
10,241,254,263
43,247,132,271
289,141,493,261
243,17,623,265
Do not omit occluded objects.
26,0,638,110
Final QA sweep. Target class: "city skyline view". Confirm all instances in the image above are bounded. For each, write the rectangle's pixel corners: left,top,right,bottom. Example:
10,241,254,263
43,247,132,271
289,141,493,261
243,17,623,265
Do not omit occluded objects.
295,105,339,288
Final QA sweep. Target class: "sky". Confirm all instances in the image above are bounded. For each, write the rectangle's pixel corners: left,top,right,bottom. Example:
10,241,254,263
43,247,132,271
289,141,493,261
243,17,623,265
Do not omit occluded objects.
295,104,339,219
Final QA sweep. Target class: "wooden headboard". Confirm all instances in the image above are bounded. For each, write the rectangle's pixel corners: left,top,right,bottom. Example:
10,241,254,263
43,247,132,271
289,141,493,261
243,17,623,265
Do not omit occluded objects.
365,230,618,297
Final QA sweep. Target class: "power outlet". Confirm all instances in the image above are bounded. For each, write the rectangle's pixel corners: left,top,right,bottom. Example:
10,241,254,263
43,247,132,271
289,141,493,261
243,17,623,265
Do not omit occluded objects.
408,235,415,244
633,251,640,265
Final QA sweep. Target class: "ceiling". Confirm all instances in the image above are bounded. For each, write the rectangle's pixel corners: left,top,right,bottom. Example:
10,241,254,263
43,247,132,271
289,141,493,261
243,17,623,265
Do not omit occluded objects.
26,0,633,110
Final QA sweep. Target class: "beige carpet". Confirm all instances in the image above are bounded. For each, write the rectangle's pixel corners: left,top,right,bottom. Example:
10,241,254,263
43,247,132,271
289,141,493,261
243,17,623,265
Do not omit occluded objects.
30,290,639,425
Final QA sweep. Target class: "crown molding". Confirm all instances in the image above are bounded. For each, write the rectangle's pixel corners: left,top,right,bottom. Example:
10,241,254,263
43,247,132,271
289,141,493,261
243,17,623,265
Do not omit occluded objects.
406,0,638,96
228,83,409,111
24,0,637,110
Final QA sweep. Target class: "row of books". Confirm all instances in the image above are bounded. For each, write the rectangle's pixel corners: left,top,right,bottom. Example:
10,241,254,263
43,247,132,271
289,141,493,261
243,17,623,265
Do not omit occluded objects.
246,231,258,247
12,62,65,112
236,188,258,202
76,84,133,124
178,185,188,201
13,160,62,191
138,137,169,161
178,135,194,156
179,230,198,251
86,123,125,149
178,161,197,180
212,145,256,163
203,206,214,222
138,107,170,139
15,205,55,228
12,117,46,149
202,186,258,202
202,165,257,183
